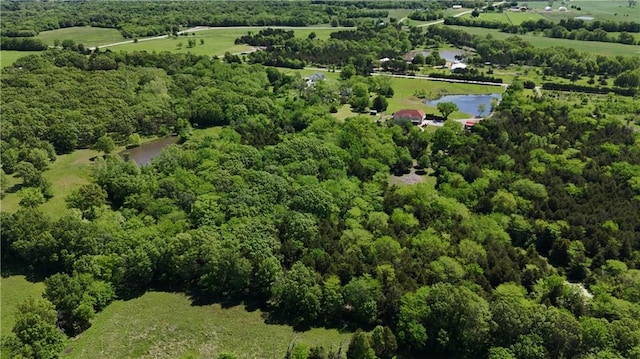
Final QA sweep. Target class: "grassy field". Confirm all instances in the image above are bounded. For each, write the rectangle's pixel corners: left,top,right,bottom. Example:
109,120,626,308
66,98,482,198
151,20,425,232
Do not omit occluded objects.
36,27,125,47
1,149,99,216
526,1,639,22
468,11,546,25
447,25,640,56
108,27,340,56
0,275,46,337
0,50,43,68
62,291,350,359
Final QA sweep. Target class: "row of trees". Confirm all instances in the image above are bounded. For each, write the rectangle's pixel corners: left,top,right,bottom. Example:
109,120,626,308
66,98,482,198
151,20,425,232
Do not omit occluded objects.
444,16,639,45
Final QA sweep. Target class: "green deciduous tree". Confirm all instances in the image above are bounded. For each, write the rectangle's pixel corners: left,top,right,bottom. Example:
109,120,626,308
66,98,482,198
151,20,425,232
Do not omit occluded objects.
346,330,376,359
437,102,458,121
4,297,66,359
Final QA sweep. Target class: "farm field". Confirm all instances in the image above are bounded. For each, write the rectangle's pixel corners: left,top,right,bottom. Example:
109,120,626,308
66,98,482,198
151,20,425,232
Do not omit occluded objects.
464,11,547,25
528,1,639,22
61,291,350,359
0,275,46,337
0,50,42,68
447,25,640,56
36,26,125,47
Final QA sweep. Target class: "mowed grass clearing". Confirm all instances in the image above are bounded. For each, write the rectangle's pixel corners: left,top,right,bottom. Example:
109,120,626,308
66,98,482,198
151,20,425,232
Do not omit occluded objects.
446,25,640,56
109,27,341,56
36,26,125,47
0,275,46,337
0,50,43,68
63,291,350,359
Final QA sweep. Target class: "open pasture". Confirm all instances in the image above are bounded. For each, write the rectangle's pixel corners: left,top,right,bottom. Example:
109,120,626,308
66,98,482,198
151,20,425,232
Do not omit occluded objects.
108,27,340,56
0,50,42,68
36,26,125,47
61,291,350,359
526,1,639,22
467,11,547,25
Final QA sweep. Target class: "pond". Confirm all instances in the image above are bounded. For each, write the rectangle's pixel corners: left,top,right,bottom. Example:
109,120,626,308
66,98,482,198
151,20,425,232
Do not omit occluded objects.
421,49,470,63
425,94,502,116
119,136,180,166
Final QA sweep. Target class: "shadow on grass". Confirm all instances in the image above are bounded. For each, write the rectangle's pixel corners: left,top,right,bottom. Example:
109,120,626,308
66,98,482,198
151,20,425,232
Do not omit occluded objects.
0,258,49,283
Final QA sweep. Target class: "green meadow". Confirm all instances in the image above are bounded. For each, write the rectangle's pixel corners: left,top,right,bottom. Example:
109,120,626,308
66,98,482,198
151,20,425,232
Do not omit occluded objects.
467,11,546,25
0,50,42,68
36,26,125,47
1,149,99,216
62,291,350,359
527,1,639,22
107,27,341,56
0,275,46,337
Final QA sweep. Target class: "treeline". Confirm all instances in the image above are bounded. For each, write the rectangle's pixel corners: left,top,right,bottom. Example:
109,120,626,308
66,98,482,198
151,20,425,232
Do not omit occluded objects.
420,25,640,81
444,16,639,45
240,24,412,71
541,82,638,96
407,10,444,21
0,1,335,39
2,54,640,359
0,36,47,50
234,28,295,46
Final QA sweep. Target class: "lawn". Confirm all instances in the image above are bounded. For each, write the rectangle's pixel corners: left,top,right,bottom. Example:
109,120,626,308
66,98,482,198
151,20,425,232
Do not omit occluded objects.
446,25,640,56
0,50,42,68
62,291,350,359
36,26,125,47
108,27,340,56
0,275,46,337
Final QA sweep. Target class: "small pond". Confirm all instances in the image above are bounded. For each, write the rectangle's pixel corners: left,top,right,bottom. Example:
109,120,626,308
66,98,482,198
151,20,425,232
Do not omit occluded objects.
425,94,502,116
119,136,180,166
421,49,469,63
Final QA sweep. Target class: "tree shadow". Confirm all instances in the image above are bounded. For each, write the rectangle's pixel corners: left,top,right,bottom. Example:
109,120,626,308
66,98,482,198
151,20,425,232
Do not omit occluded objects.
6,182,24,194
0,259,49,283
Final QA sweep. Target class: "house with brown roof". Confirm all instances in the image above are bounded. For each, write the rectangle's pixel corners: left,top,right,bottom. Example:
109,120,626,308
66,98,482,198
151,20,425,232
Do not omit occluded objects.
393,109,425,124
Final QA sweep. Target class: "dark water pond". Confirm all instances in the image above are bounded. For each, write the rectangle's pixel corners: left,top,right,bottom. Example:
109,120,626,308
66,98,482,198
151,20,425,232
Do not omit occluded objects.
119,136,180,166
426,94,502,116
421,50,469,63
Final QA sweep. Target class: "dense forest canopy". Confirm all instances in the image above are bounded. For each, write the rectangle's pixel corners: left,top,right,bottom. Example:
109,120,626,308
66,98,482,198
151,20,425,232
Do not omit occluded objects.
2,0,640,357
2,47,640,358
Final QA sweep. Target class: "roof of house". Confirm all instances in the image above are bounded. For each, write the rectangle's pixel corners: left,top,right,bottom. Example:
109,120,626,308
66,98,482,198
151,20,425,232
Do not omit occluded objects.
305,72,326,82
394,109,426,119
451,62,468,70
